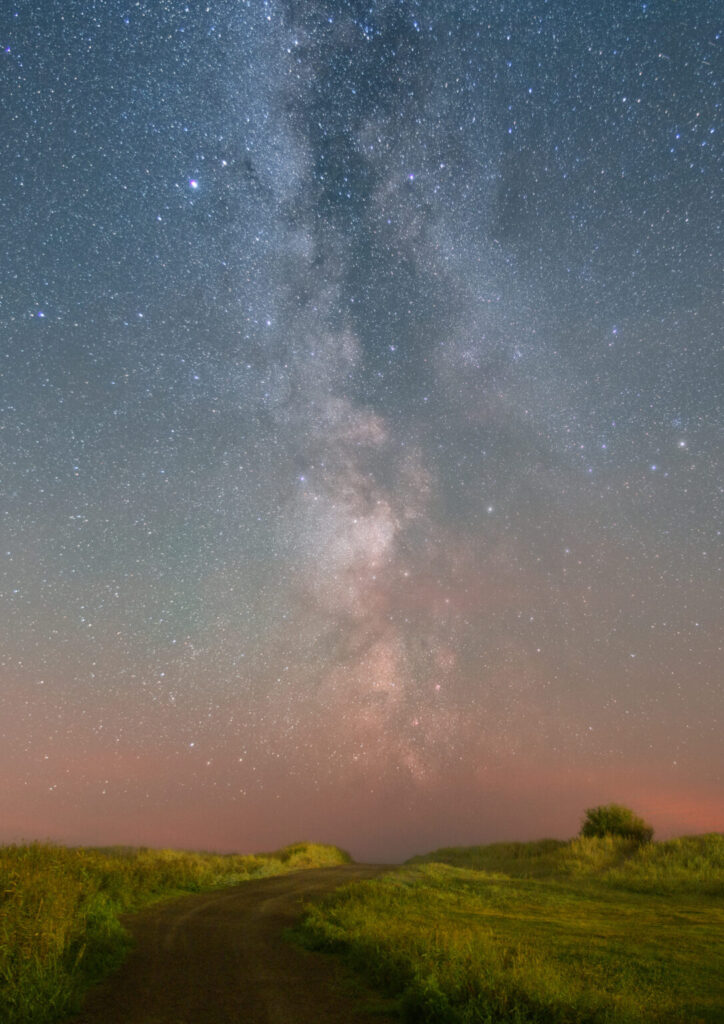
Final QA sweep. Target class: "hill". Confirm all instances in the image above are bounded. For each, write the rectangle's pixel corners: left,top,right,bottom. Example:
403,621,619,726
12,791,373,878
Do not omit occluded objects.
298,833,724,1022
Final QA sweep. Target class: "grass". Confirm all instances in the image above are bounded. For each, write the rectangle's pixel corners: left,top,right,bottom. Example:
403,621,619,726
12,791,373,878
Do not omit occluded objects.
0,839,350,1024
298,834,724,1023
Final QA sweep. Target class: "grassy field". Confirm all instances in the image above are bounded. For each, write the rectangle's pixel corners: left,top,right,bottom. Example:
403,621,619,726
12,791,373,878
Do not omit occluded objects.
298,834,724,1023
0,839,350,1024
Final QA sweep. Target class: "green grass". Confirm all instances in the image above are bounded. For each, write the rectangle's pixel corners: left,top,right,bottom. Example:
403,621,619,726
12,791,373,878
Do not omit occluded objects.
0,839,351,1024
298,834,724,1023
409,833,724,896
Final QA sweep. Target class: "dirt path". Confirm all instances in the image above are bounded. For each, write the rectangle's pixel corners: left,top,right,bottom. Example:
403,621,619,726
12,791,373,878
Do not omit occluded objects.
67,864,397,1024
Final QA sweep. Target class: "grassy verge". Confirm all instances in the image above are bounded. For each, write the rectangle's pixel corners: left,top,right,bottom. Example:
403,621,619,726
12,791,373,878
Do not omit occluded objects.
0,839,350,1024
298,834,724,1023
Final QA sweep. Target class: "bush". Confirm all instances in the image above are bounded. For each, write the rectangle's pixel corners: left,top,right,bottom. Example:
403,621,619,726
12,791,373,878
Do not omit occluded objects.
580,804,653,844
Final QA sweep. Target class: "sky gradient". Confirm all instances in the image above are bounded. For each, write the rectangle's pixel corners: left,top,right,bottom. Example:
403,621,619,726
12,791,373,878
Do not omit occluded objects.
1,0,722,862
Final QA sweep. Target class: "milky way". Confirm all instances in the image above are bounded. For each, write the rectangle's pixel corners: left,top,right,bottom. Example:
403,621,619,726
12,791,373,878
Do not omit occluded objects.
1,1,721,860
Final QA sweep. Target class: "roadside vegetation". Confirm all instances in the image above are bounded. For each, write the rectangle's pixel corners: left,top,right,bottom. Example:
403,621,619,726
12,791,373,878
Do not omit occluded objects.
299,830,724,1023
0,839,350,1024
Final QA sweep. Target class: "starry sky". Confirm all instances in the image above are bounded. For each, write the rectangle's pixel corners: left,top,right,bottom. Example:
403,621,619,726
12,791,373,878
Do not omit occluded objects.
1,1,721,862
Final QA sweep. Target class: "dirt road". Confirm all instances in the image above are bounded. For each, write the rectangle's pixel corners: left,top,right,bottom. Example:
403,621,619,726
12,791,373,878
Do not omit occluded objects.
68,864,397,1024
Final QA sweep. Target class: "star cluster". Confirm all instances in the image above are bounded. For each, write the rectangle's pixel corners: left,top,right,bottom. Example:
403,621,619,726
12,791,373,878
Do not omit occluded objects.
1,1,721,860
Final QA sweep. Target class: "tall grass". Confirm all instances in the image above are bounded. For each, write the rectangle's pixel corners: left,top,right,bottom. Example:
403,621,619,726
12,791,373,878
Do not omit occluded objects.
603,834,724,896
409,833,724,895
0,840,350,1024
299,834,724,1023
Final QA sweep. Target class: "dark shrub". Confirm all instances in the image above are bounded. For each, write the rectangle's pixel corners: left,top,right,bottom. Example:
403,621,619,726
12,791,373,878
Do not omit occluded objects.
580,804,654,844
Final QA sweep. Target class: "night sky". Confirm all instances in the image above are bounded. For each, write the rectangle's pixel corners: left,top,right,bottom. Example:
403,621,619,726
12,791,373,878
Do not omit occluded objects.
1,1,721,862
